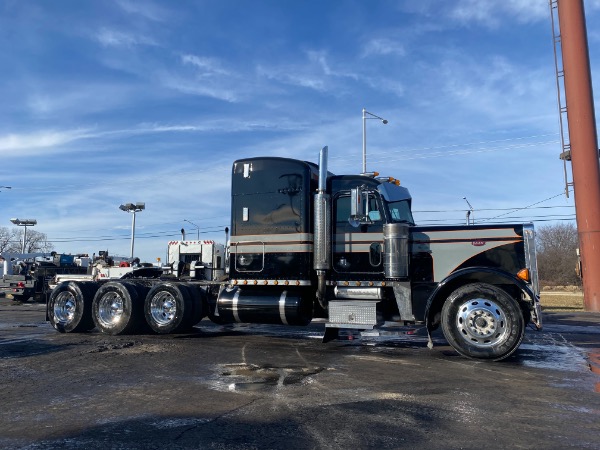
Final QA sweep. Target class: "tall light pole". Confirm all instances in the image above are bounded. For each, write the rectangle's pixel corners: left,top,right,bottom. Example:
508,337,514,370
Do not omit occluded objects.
362,108,388,174
463,197,474,225
119,202,145,258
557,0,600,312
10,218,37,253
184,219,200,240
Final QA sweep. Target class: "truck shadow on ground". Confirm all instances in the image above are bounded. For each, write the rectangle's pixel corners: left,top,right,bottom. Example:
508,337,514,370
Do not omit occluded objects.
12,400,454,450
0,339,75,360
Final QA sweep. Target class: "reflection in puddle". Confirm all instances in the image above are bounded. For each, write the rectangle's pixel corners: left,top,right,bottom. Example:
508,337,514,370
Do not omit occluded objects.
210,363,325,393
588,350,600,393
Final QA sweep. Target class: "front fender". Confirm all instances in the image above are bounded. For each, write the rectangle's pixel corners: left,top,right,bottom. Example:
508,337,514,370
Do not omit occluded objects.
424,267,540,334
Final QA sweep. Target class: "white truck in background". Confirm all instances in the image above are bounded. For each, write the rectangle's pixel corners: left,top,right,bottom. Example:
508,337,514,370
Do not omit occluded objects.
50,241,226,288
1,252,90,302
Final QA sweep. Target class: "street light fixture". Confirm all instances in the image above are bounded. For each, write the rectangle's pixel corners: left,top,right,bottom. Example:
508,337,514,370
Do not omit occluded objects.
362,108,388,174
10,218,37,253
119,202,145,258
184,219,200,240
0,186,11,191
463,197,474,225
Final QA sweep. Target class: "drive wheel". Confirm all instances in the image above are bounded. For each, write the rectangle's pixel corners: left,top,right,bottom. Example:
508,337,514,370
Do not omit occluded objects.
92,282,143,335
181,283,205,327
144,283,193,334
441,283,524,361
48,281,98,333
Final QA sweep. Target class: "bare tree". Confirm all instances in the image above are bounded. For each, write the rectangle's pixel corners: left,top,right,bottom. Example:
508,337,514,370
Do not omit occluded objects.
23,229,54,253
536,222,580,286
0,228,54,254
0,227,20,253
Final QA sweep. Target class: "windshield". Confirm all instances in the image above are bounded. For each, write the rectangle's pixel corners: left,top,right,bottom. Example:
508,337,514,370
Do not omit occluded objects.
387,200,414,225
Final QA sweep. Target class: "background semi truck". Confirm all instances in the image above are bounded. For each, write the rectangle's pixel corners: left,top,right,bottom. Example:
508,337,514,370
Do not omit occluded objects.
48,147,541,361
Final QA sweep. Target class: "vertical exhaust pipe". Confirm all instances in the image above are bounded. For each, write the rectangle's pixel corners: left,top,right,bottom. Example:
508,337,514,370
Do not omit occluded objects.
224,226,230,274
314,146,331,309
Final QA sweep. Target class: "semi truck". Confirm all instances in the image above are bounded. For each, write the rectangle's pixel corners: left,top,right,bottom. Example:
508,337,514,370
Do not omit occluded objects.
48,147,542,361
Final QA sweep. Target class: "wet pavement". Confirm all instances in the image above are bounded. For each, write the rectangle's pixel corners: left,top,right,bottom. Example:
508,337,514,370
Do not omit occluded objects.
0,297,599,449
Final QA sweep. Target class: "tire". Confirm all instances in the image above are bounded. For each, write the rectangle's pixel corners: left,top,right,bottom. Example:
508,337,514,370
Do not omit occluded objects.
92,282,144,335
48,281,98,333
441,283,525,361
143,282,193,334
181,284,205,327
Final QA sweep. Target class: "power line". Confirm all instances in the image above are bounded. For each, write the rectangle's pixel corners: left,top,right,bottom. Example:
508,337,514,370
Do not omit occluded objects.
481,191,571,222
413,205,574,213
329,133,559,160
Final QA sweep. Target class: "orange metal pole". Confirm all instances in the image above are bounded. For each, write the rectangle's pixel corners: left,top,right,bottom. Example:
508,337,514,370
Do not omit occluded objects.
558,0,600,311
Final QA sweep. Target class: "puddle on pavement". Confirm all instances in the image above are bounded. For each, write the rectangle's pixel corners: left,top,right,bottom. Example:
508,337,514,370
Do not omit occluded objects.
518,342,600,394
209,363,325,393
518,343,589,372
588,350,600,393
149,417,211,429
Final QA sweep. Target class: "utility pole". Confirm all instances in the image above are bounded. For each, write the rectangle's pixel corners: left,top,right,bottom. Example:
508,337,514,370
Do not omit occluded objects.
558,0,600,311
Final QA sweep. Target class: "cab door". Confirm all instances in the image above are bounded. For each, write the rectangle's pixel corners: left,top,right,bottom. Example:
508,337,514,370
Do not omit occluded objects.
332,192,384,276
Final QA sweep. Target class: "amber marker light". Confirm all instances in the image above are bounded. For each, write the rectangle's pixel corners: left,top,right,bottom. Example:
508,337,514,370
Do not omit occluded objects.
517,269,530,283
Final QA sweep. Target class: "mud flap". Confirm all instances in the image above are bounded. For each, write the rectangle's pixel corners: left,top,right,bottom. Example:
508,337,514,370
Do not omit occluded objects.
322,326,339,343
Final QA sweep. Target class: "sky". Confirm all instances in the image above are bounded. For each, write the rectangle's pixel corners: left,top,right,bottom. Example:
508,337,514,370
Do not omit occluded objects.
1,0,599,263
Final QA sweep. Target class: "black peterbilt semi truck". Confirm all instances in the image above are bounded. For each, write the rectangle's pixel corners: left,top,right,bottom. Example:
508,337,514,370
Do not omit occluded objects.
48,147,542,360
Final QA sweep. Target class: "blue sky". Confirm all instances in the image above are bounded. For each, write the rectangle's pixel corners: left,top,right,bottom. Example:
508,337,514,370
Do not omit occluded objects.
1,0,599,263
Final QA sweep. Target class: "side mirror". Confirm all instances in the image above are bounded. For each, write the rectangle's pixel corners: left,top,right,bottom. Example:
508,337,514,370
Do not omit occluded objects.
349,186,372,227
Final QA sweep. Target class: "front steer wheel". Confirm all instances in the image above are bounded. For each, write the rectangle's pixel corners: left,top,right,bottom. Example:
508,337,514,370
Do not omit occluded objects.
441,283,525,361
48,281,99,333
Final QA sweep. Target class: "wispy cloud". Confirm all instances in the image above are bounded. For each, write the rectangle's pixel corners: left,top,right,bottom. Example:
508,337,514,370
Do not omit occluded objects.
361,38,406,58
181,54,230,76
114,0,170,22
95,27,158,48
0,129,90,154
447,0,548,27
256,50,360,94
159,74,240,102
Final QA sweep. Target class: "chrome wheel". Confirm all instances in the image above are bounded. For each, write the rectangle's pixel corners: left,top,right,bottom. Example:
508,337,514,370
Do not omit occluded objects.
150,291,177,326
442,283,525,360
96,292,124,328
455,298,508,347
143,283,192,334
53,291,77,325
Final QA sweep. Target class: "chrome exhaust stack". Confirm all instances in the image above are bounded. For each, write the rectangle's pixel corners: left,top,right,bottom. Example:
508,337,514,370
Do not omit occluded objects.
314,146,331,310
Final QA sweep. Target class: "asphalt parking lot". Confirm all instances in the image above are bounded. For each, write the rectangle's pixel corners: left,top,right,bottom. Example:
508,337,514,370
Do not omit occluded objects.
1,295,599,449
